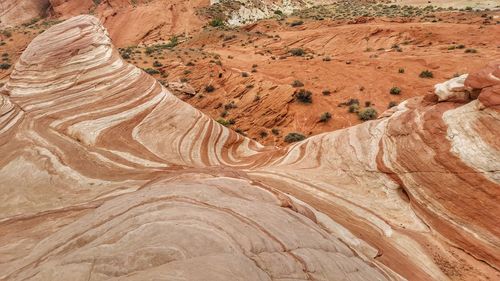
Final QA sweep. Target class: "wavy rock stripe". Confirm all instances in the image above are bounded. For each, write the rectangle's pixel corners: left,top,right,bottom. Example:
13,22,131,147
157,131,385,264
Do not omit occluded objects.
0,15,499,281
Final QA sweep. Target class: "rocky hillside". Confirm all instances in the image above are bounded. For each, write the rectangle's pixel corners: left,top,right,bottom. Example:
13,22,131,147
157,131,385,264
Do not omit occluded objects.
0,15,498,281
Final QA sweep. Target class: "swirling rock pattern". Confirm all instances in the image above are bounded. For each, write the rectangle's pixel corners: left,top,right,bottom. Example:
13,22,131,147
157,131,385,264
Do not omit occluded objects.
0,15,498,281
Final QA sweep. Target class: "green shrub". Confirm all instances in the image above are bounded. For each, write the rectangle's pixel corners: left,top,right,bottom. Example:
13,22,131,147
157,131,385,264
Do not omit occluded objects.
295,89,312,103
348,104,359,113
390,87,401,95
419,70,433,78
319,112,332,122
209,18,225,27
1,30,12,38
144,68,159,75
285,132,306,143
205,85,215,92
216,118,230,126
289,48,305,56
358,107,378,121
388,101,398,108
291,80,304,87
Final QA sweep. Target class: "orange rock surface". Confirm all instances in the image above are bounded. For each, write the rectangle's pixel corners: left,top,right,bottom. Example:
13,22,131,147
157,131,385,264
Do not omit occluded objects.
0,15,499,280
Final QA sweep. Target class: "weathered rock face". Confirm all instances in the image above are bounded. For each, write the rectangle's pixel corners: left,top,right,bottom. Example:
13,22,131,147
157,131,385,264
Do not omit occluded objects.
0,15,498,281
0,0,50,28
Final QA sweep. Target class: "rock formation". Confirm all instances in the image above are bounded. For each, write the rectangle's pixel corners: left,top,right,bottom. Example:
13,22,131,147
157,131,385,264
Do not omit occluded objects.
0,0,50,28
0,15,498,281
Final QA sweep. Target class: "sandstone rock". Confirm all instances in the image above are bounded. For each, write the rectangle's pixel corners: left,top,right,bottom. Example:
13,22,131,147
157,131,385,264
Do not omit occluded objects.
0,15,498,281
434,74,470,102
168,81,197,96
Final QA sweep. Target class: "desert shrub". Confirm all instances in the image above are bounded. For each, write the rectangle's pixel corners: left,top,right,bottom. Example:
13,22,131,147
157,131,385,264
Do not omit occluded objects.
398,68,405,73
289,48,305,56
291,80,304,87
271,128,280,135
1,30,12,38
259,131,268,138
348,104,359,113
205,85,215,92
274,10,284,16
153,61,163,67
465,48,477,53
319,112,332,122
323,56,331,61
358,107,378,121
144,68,159,75
290,20,304,27
365,101,371,107
322,89,331,95
295,89,312,103
145,47,155,55
284,132,306,143
241,72,249,77
216,118,230,126
209,18,225,27
419,70,433,78
346,98,359,106
388,101,398,108
183,70,192,75
390,87,401,95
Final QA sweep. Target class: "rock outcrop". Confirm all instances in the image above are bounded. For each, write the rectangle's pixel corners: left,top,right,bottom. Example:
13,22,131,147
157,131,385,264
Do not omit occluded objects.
0,0,50,28
0,15,498,281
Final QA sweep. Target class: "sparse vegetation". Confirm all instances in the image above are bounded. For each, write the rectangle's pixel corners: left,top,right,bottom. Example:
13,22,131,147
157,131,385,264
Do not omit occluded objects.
388,101,398,108
205,85,215,92
419,70,434,78
348,104,359,113
209,18,225,27
390,87,401,95
153,61,163,67
289,48,305,56
291,80,304,87
285,132,306,143
358,107,378,121
216,118,230,126
319,112,332,122
144,68,159,75
290,20,304,27
295,89,312,103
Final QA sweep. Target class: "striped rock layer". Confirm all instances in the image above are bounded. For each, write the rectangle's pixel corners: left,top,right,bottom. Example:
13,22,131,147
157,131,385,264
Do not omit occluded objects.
0,15,498,281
